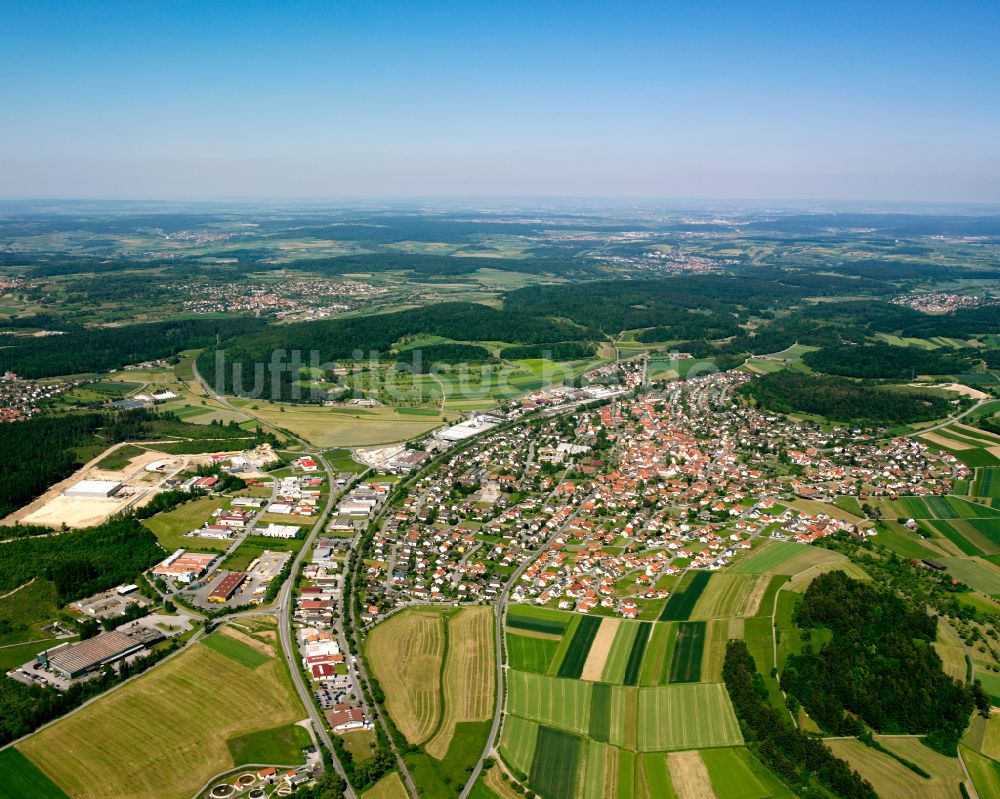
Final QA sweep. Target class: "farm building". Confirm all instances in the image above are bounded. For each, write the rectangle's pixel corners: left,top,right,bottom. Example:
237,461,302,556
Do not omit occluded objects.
63,479,123,499
208,571,247,603
40,630,144,678
325,704,366,732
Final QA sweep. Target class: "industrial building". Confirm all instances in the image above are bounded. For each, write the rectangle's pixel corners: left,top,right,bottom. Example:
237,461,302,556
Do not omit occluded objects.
208,571,247,603
152,549,216,582
40,630,144,679
63,479,123,499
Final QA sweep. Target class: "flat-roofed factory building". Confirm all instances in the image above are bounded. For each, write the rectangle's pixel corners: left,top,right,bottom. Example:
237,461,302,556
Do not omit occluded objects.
63,479,123,499
40,630,144,679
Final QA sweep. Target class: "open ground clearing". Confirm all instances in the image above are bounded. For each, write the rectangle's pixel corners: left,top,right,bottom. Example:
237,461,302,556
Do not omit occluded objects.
365,608,446,744
362,771,409,799
16,635,303,799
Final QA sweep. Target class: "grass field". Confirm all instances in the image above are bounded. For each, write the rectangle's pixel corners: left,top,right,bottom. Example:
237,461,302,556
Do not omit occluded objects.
506,670,592,736
659,571,712,621
202,630,271,668
366,608,446,744
529,726,582,799
637,751,675,799
826,738,968,799
426,606,495,760
0,749,69,799
636,684,743,751
16,636,303,799
507,631,560,674
499,715,538,776
689,573,771,619
668,621,705,683
342,728,377,762
556,615,602,679
140,496,230,551
963,745,1000,799
941,556,1000,596
229,397,453,447
362,771,410,799
730,540,843,575
701,747,795,799
506,604,569,636
226,722,311,765
0,578,61,646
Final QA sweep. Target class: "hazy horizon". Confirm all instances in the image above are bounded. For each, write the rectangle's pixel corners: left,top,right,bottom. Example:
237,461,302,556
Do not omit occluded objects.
3,0,998,202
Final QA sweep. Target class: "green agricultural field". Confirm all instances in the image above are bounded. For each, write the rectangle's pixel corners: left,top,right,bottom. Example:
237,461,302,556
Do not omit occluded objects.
599,621,639,685
638,752,676,799
941,556,1000,596
556,615,602,679
202,631,271,668
621,621,652,686
500,715,538,777
638,622,676,687
506,604,569,636
962,746,1000,799
974,468,1000,499
506,670,592,736
636,683,743,751
701,747,796,799
659,571,712,621
529,726,582,799
0,749,69,799
668,621,706,683
226,722,311,766
16,635,304,799
588,682,613,743
873,524,941,560
507,631,560,674
729,540,811,574
583,740,621,799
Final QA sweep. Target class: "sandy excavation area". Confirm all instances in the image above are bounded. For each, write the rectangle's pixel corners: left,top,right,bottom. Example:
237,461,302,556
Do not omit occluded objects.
3,444,190,529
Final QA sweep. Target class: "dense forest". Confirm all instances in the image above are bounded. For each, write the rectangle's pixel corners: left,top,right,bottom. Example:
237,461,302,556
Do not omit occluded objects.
498,342,596,360
0,409,156,517
723,639,876,799
395,343,492,367
200,301,591,399
280,252,602,277
0,316,266,378
739,371,953,425
780,572,982,752
0,516,164,602
803,343,972,378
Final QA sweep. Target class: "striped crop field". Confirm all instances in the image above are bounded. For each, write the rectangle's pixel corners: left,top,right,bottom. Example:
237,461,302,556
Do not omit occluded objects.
506,604,570,636
529,726,582,799
690,572,772,619
506,670,592,735
599,621,639,684
507,631,560,674
636,683,743,751
888,495,1000,521
667,621,706,683
499,715,538,776
556,616,603,679
659,571,712,621
588,682,613,743
638,622,676,687
974,468,1000,499
581,740,619,799
923,518,1000,556
622,622,653,686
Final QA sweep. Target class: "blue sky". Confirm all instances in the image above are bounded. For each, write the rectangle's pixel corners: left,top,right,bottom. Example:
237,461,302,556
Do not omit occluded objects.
2,0,998,201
